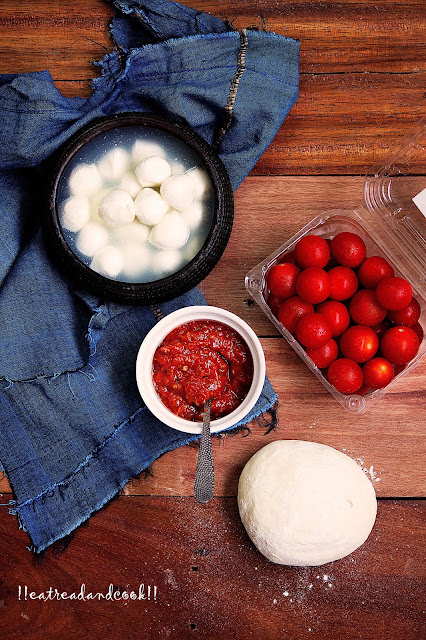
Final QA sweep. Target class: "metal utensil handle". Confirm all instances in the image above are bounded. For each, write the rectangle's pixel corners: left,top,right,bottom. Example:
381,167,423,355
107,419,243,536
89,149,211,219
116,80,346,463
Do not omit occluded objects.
194,399,214,504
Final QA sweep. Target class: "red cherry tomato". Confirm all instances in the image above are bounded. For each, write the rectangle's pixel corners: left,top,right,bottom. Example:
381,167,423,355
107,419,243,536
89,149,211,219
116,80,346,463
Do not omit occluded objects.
387,298,421,327
411,322,424,344
294,235,330,269
349,289,387,326
375,276,412,311
380,326,420,365
296,312,332,349
306,338,338,369
296,267,331,304
339,325,379,363
327,358,363,394
277,249,297,265
362,357,394,389
330,232,367,268
316,300,350,337
358,256,394,289
267,262,300,299
371,320,390,339
328,266,358,301
277,296,314,334
267,293,283,317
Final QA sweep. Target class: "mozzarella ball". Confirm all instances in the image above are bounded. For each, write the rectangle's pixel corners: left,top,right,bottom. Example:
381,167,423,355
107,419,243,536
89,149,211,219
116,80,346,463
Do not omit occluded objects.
152,249,182,276
119,172,142,199
76,223,109,257
122,243,151,278
187,167,211,199
131,140,166,165
91,245,124,278
114,220,150,245
135,156,172,187
134,188,169,226
180,200,205,230
149,210,190,250
98,148,129,182
69,163,102,197
170,161,186,175
60,195,91,232
98,189,135,227
160,174,196,211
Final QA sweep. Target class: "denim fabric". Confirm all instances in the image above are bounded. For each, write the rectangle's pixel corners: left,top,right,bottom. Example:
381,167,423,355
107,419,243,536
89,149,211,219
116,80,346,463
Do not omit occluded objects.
0,0,299,551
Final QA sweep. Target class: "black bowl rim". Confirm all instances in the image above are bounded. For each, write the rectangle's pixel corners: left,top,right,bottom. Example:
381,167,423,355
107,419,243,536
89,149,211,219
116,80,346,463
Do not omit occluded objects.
46,111,234,304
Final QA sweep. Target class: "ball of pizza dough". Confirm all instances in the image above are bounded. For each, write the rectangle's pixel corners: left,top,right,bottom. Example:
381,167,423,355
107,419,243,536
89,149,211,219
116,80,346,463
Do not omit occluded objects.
237,440,377,566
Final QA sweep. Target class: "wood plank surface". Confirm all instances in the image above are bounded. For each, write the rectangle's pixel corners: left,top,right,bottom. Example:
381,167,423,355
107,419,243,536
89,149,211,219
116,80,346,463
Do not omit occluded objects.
0,1,424,173
1,498,425,640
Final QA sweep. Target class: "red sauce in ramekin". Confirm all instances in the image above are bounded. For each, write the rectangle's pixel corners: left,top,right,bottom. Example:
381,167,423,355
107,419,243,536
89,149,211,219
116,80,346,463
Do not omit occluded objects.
152,320,254,421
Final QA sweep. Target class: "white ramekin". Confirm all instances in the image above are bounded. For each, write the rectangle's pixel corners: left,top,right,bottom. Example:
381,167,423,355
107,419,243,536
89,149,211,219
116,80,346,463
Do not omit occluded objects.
136,306,266,434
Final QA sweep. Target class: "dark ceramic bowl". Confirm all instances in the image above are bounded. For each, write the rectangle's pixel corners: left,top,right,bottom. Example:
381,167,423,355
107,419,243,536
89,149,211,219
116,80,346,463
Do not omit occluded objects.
46,112,234,304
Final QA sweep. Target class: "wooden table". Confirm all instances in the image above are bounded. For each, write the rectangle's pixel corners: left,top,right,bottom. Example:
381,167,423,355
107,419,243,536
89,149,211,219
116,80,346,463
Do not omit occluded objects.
1,2,425,638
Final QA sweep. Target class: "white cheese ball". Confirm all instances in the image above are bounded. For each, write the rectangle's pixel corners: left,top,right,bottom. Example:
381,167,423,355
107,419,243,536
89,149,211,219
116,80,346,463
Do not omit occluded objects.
170,161,186,175
187,167,211,199
238,440,377,567
180,200,205,229
135,156,172,187
60,195,91,232
114,220,150,245
76,223,109,257
91,245,124,278
160,174,197,211
122,243,151,278
151,249,182,276
98,189,135,227
69,163,102,197
134,188,169,226
131,140,166,165
149,210,190,250
98,148,129,182
119,172,142,199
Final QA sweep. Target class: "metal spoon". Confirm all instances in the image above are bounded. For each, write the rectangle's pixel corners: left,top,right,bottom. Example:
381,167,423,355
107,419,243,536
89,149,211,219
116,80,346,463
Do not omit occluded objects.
194,399,214,503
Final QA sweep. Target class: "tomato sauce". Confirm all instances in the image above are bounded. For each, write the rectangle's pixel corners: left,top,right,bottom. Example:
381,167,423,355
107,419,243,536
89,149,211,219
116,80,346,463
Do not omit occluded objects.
152,320,254,421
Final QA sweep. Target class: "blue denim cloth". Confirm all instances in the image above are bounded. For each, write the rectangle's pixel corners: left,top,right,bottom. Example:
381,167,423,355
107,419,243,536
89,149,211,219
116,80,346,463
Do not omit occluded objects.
0,0,299,552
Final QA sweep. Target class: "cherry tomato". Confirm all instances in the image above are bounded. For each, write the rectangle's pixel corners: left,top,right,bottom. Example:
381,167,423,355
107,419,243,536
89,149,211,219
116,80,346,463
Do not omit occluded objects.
267,262,300,299
371,320,390,339
387,298,421,327
277,250,297,265
296,267,331,304
339,325,379,363
411,322,424,344
380,326,420,365
330,232,367,268
349,289,387,326
277,296,314,334
296,312,332,348
328,266,358,301
375,276,412,311
362,357,394,389
267,293,283,317
306,338,338,369
316,300,350,337
358,256,394,289
327,358,363,394
294,234,330,269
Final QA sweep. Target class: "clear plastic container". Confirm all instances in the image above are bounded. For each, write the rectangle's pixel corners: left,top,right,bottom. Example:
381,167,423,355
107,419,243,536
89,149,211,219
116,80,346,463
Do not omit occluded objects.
245,117,426,413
